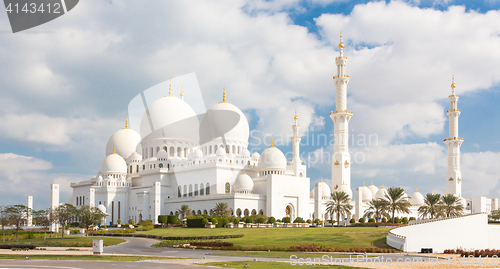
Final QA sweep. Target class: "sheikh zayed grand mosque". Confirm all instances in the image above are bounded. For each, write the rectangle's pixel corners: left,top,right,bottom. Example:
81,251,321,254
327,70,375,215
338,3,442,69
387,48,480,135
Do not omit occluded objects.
47,33,498,227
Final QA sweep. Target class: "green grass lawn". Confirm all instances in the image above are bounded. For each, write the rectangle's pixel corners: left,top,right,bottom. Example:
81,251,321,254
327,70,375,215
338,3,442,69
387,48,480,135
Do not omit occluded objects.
144,227,391,250
201,261,366,268
0,236,125,247
0,254,182,261
207,251,376,259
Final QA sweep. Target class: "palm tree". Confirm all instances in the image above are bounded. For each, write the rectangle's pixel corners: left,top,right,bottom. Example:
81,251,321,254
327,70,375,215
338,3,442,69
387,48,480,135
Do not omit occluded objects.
326,191,353,227
177,204,192,219
441,194,464,218
384,187,411,223
363,199,390,223
418,193,444,219
213,202,231,217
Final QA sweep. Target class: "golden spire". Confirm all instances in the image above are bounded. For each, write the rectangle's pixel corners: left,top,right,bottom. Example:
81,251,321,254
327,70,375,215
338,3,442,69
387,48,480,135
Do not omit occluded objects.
320,177,323,182
168,78,173,96
113,147,116,154
381,184,384,189
125,117,129,129
242,168,246,174
416,188,418,192
370,181,374,186
451,75,456,89
363,182,365,187
431,190,433,194
338,31,344,49
222,87,227,103
294,109,298,120
342,180,345,185
270,139,275,148
180,84,185,98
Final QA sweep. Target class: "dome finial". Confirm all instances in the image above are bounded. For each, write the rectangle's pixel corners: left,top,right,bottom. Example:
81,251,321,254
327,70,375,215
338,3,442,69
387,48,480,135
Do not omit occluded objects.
338,31,344,50
381,184,384,189
370,181,373,186
242,168,246,174
294,109,298,120
363,182,365,187
320,177,323,182
168,78,173,96
113,147,116,154
451,75,456,95
180,84,185,99
431,190,433,194
125,116,129,129
342,180,345,185
222,87,227,103
270,139,275,148
416,188,418,192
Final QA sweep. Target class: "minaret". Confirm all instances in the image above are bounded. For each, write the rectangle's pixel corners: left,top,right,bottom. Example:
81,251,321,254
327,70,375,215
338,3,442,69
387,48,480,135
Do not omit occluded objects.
330,32,353,193
445,75,463,196
290,109,302,165
180,85,185,100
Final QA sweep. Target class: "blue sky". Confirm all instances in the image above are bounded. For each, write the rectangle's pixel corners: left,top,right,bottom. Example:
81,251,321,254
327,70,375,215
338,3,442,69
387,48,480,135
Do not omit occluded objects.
0,0,500,209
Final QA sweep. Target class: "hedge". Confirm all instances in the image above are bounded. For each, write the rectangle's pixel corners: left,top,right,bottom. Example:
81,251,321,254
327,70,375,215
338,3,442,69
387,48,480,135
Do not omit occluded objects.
0,244,37,250
89,232,243,241
190,241,234,247
289,244,397,253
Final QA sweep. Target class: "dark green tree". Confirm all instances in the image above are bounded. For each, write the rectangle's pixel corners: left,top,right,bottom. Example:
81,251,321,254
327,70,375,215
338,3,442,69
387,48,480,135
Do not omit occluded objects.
418,192,444,219
78,205,106,238
384,187,411,223
5,204,29,242
363,199,390,223
441,194,464,218
326,191,353,227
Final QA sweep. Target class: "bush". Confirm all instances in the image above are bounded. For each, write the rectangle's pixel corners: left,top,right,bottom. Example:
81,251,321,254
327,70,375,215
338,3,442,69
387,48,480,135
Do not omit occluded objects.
243,216,253,224
117,219,122,224
359,218,365,223
128,219,135,225
282,217,291,223
289,244,397,253
402,217,409,224
167,215,179,224
293,217,305,223
267,217,276,224
276,219,282,222
158,215,168,225
368,218,375,223
211,218,218,225
409,217,416,221
394,217,400,223
202,218,209,225
306,219,312,224
314,219,322,225
255,215,266,224
349,218,355,224
0,245,37,250
231,217,239,224
381,217,388,223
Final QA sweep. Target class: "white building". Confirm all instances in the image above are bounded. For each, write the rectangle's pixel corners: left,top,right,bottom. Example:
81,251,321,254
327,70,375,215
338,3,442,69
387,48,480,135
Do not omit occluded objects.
64,33,497,226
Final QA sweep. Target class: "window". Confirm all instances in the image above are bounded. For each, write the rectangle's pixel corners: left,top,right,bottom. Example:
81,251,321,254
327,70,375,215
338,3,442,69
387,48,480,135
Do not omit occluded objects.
189,184,193,197
194,184,198,196
136,165,139,173
200,183,204,195
159,163,163,168
206,183,210,195
183,185,187,197
178,186,182,197
143,165,145,170
170,147,175,157
225,182,230,194
177,147,182,157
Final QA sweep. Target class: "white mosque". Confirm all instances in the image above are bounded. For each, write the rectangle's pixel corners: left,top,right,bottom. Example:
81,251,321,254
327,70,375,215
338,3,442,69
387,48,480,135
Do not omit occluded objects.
54,33,497,226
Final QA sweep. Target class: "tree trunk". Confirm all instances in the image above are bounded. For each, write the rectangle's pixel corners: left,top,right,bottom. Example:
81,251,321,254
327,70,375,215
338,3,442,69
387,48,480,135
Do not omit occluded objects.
337,212,340,227
2,224,4,243
44,227,47,241
86,227,89,238
15,221,19,242
61,224,65,239
392,209,395,224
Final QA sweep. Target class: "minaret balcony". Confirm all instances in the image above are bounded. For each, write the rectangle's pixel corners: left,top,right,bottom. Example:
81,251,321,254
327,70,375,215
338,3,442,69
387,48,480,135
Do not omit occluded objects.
335,56,347,60
447,109,461,113
444,137,464,141
333,75,349,79
330,110,353,115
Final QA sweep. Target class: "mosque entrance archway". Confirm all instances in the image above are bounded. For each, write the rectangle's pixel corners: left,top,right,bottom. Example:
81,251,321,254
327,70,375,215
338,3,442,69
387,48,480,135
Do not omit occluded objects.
285,204,295,220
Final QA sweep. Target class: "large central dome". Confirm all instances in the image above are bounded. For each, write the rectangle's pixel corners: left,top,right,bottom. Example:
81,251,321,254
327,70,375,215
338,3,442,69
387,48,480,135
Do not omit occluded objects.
199,98,249,145
140,95,199,143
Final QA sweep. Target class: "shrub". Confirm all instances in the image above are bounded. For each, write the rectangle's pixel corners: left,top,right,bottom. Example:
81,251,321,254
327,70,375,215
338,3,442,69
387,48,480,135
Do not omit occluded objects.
231,217,239,224
349,218,355,224
202,218,209,225
211,218,218,225
276,219,282,222
402,217,409,224
409,217,416,221
306,219,313,224
158,215,168,225
255,216,266,224
368,218,375,223
394,217,400,223
293,217,305,223
282,217,291,223
314,219,322,225
117,219,122,224
167,215,179,224
288,244,397,253
0,245,37,250
243,216,253,224
381,217,388,223
359,218,365,223
267,217,276,224
128,219,135,225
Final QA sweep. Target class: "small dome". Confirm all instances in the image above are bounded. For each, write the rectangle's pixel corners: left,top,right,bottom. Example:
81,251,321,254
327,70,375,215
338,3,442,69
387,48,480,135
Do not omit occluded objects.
240,148,250,158
216,146,226,156
375,185,389,200
258,144,287,170
105,126,141,159
97,175,103,181
157,149,168,160
337,182,352,199
410,189,425,206
101,152,127,174
360,183,373,202
128,151,142,162
194,148,203,158
97,204,106,214
458,195,467,209
368,182,379,197
312,179,331,199
251,151,260,161
234,171,254,192
199,100,250,144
